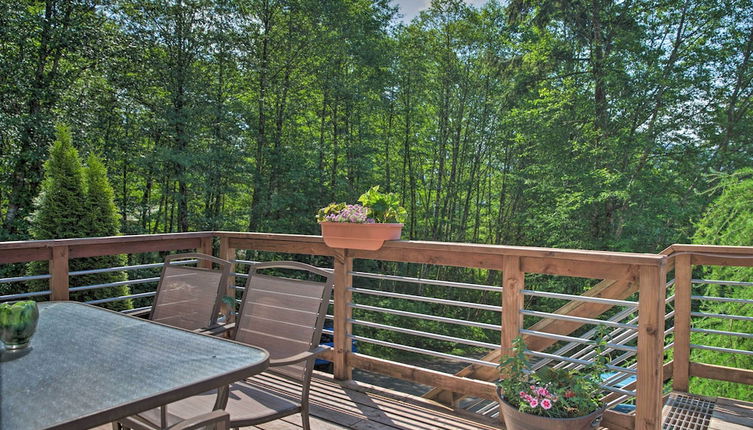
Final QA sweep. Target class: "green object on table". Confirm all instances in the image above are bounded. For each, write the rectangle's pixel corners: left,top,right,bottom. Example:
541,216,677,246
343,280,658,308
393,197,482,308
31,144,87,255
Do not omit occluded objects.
0,300,39,350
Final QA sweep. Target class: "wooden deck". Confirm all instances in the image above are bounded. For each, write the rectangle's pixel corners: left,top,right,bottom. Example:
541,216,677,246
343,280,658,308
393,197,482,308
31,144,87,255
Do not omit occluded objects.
96,371,500,430
663,392,753,430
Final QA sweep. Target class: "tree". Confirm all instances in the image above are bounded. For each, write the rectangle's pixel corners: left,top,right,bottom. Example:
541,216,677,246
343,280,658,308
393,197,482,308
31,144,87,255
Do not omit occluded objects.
74,154,131,308
26,126,131,310
691,170,753,400
28,125,88,240
1,0,112,239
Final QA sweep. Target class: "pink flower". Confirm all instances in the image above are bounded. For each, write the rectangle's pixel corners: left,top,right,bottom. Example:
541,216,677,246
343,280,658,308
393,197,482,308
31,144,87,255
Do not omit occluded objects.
529,398,539,408
519,391,527,399
537,387,549,397
541,399,552,410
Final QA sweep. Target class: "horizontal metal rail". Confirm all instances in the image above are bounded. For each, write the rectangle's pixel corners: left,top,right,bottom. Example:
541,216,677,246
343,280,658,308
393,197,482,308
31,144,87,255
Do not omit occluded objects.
350,303,501,331
0,273,51,284
690,343,753,356
232,259,262,266
519,329,637,353
69,260,195,276
351,271,501,293
525,350,637,375
0,290,52,301
521,310,638,330
350,319,498,349
70,277,160,293
349,334,496,367
521,289,637,307
692,278,753,287
691,311,753,322
533,306,639,371
691,327,753,339
599,385,638,397
691,295,753,304
85,291,156,305
350,287,501,312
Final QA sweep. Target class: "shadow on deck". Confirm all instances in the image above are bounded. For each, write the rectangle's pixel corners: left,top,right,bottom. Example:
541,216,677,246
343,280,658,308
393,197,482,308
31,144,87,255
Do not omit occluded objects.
95,371,500,430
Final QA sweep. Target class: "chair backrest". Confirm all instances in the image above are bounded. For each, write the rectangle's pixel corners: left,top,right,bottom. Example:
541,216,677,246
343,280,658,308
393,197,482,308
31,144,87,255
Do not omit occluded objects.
149,253,232,331
234,261,334,380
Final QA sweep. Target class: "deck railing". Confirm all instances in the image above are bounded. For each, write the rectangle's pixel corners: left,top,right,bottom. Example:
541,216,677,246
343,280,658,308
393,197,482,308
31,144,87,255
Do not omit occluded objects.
1,232,752,430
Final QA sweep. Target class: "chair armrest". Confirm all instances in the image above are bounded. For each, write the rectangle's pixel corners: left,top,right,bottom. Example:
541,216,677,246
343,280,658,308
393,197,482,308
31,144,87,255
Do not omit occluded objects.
166,410,230,430
270,346,328,367
192,323,235,337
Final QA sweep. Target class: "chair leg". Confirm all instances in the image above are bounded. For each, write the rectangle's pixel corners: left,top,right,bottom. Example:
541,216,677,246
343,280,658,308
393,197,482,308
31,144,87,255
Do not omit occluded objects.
301,411,311,430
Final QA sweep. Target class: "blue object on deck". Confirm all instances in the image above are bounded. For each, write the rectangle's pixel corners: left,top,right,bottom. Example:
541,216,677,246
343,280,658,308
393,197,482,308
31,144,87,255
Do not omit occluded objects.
601,372,637,413
315,323,357,369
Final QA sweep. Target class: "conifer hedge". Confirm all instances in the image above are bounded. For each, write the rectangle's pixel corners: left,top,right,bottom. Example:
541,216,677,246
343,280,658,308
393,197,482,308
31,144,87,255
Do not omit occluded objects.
27,126,132,310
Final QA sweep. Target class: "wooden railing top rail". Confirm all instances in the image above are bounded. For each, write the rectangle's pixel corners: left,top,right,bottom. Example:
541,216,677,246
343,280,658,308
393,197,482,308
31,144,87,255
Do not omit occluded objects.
217,231,667,266
0,232,213,250
669,243,753,254
0,232,213,265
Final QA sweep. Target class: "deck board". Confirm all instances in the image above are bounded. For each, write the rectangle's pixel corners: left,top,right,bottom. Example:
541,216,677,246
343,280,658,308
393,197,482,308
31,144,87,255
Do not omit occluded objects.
709,397,753,430
94,372,499,430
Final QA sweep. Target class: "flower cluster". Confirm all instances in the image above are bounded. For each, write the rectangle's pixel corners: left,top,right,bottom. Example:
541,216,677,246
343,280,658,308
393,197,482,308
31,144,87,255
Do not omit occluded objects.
497,336,609,419
316,186,407,224
321,204,374,223
519,385,556,412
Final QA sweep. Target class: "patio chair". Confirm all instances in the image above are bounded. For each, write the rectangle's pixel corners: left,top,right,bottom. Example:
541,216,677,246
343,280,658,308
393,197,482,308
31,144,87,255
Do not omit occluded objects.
116,261,334,430
149,253,232,331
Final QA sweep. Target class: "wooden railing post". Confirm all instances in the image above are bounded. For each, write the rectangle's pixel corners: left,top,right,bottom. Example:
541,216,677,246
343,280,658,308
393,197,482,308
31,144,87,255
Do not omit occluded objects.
333,249,353,380
219,235,236,323
49,245,70,301
672,254,692,392
198,236,213,268
501,255,524,355
636,263,667,430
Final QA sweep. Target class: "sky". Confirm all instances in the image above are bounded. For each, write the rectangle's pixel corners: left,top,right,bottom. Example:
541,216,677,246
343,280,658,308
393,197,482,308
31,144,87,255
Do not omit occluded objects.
392,0,489,22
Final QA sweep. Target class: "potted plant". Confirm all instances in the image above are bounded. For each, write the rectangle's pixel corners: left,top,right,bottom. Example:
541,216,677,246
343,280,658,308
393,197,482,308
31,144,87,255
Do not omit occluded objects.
316,186,407,250
0,300,39,351
496,337,607,430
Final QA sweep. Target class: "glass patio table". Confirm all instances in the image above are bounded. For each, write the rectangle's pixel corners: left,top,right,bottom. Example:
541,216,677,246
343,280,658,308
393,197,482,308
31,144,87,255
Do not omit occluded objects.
0,302,269,430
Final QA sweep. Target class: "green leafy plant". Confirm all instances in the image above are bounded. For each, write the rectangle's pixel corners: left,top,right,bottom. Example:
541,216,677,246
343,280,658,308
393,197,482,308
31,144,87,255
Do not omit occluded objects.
316,186,406,224
357,186,407,223
497,335,608,418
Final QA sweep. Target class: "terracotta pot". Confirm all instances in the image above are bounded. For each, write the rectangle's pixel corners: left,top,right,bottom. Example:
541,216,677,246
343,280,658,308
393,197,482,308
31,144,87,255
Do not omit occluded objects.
497,389,603,430
319,222,403,250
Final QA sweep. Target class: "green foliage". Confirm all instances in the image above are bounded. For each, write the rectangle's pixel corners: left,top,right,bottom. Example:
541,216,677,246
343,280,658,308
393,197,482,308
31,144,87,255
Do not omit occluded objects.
26,128,131,310
358,186,407,223
497,336,608,418
76,154,131,309
690,170,753,401
30,125,88,240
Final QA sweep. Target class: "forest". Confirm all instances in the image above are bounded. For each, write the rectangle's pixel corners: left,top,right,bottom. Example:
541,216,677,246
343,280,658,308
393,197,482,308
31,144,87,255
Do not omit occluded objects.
1,0,753,401
1,0,751,251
